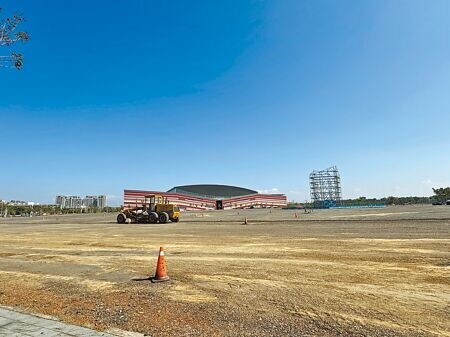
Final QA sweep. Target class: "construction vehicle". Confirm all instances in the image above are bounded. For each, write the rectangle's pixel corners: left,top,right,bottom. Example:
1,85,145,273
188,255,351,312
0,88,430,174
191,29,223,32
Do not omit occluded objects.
117,194,180,224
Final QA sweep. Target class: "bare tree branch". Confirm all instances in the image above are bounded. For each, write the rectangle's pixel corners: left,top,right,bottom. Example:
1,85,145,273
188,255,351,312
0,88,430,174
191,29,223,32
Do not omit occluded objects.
0,7,29,70
0,53,23,69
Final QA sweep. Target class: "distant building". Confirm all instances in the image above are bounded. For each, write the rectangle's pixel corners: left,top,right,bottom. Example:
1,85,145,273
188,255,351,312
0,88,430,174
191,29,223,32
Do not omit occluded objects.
124,185,287,210
56,196,81,209
56,195,107,209
55,195,66,207
0,198,39,206
96,195,107,208
83,196,95,208
83,196,106,208
0,200,39,206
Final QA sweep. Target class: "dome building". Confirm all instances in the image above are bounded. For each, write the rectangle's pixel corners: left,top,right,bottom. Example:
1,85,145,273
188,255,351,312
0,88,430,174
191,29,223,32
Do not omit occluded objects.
124,184,287,210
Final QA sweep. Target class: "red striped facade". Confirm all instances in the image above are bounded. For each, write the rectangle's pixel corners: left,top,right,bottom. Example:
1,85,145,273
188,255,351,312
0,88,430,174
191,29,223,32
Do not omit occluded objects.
124,189,287,210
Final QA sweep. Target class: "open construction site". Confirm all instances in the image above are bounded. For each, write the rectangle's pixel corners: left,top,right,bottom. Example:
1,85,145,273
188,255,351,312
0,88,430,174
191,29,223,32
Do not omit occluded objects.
0,205,449,337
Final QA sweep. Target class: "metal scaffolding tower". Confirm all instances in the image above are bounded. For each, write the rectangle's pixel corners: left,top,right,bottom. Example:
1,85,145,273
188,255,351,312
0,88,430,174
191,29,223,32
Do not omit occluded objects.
309,166,342,207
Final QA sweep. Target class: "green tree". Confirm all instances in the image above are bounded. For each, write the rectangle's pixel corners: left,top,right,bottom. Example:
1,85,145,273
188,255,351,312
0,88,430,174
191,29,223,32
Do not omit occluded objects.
0,7,29,69
385,196,397,205
432,187,450,204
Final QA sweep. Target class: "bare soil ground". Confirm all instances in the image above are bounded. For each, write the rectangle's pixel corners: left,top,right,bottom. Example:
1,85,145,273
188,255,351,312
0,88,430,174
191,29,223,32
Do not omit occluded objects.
0,205,449,336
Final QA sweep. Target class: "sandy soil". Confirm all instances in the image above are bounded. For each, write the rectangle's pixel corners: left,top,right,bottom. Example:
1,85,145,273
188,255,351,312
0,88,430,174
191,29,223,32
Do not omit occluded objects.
0,205,449,336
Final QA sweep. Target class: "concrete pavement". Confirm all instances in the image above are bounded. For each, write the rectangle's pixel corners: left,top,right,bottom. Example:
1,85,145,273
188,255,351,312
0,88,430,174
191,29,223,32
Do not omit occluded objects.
0,306,115,337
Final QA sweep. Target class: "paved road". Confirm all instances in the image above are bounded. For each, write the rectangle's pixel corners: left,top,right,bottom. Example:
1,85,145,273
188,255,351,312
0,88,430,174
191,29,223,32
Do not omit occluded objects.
0,306,114,337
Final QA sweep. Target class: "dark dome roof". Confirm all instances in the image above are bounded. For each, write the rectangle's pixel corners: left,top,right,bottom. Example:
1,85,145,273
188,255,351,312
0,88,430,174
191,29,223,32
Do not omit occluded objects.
167,184,258,199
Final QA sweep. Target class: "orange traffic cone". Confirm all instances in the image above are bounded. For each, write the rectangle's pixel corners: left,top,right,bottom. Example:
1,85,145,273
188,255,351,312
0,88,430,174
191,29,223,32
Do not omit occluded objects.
151,247,170,283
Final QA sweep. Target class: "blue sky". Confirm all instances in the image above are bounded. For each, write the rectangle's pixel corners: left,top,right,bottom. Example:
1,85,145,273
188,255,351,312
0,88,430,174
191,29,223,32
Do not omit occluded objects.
1,0,449,205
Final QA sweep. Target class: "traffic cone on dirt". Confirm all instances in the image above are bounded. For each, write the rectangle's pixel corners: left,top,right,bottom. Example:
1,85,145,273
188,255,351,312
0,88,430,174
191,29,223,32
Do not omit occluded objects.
151,247,170,283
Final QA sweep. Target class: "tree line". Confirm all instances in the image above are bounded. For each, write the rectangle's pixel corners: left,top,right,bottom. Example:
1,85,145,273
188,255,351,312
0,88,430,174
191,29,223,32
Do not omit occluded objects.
328,190,448,207
287,186,450,208
0,204,122,217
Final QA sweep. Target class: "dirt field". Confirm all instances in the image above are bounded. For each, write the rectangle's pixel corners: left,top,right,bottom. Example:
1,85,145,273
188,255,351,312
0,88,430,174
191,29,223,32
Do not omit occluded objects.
0,205,449,336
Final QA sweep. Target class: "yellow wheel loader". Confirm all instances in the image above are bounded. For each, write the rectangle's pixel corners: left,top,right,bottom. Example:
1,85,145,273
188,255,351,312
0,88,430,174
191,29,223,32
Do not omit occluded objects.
117,194,180,224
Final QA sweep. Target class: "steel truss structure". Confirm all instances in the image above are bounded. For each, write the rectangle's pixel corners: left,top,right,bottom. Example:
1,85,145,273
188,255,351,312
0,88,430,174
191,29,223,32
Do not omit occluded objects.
309,166,342,207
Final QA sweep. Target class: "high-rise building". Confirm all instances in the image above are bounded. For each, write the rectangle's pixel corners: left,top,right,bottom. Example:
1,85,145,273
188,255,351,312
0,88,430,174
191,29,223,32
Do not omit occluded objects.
56,195,107,209
55,196,66,208
83,196,95,208
71,197,83,209
96,195,106,208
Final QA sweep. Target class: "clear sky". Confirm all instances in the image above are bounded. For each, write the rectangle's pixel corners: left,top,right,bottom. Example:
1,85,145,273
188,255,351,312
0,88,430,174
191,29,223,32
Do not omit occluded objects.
1,0,449,205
